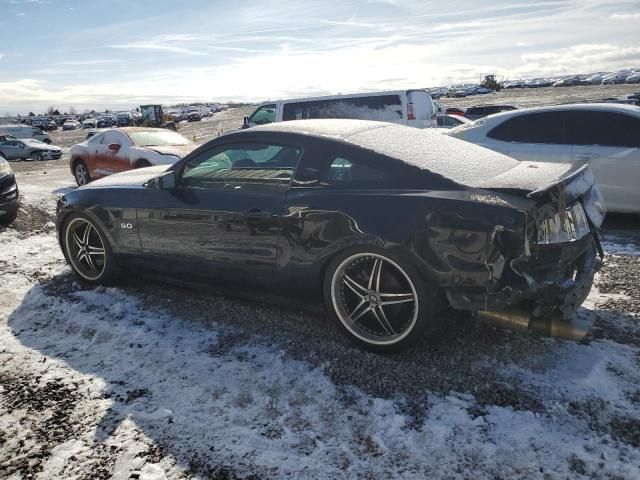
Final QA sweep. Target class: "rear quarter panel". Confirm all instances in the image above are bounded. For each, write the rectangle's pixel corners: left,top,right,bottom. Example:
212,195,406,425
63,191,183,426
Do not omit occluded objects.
273,188,528,305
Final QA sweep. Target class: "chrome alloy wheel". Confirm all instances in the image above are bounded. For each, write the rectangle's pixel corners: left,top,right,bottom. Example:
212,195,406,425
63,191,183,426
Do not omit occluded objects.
75,163,88,186
65,218,106,281
331,253,419,346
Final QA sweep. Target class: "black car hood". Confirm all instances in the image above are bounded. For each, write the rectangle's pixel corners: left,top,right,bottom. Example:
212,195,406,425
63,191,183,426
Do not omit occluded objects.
80,166,168,189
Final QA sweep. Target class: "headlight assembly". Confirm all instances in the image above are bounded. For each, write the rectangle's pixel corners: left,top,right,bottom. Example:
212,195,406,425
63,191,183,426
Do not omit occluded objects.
0,158,12,176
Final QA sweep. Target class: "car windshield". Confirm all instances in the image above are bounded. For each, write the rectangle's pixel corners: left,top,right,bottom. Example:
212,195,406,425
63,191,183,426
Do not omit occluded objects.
128,130,192,147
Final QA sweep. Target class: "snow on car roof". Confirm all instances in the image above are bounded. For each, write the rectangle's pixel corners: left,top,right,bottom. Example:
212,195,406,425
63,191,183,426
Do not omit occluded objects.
251,119,520,186
478,102,640,122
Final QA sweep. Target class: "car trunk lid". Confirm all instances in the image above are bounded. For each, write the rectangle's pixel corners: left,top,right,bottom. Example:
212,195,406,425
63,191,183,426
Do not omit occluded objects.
479,161,606,228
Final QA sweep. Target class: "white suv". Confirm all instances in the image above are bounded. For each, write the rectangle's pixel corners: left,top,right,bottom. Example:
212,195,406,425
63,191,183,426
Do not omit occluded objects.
447,103,640,213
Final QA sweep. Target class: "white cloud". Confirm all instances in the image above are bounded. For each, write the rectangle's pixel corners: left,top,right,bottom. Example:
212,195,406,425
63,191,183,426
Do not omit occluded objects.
609,12,640,20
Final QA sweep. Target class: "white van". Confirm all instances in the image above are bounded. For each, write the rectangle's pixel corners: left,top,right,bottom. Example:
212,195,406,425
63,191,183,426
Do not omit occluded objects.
0,125,51,143
243,90,436,129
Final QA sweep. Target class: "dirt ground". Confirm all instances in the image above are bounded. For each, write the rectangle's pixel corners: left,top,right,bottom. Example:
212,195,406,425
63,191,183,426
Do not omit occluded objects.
2,88,640,479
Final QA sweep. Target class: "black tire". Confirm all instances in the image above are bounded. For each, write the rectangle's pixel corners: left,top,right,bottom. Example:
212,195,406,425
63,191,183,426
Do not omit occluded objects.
30,151,43,161
74,160,91,186
43,139,52,144
0,209,18,225
323,246,443,353
135,159,151,168
62,213,120,285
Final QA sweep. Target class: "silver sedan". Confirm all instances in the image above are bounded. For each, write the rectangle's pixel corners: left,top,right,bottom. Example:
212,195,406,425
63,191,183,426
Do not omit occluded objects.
0,138,62,161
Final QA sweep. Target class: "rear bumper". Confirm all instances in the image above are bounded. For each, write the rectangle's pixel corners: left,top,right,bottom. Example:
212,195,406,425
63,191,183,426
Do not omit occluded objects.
446,234,599,319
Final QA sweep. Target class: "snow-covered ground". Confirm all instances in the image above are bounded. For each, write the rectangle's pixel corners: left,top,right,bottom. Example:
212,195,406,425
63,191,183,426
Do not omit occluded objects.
1,171,640,479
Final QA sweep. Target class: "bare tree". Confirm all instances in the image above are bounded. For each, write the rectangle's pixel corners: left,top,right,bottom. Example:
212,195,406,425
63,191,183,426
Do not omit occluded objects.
69,106,77,115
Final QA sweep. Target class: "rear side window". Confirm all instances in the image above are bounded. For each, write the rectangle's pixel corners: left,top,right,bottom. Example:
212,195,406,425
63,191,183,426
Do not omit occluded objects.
564,111,640,148
488,112,565,144
282,95,402,122
324,156,388,187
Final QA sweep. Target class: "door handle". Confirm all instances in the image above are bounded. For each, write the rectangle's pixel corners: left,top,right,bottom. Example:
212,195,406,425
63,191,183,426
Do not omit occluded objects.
575,153,599,161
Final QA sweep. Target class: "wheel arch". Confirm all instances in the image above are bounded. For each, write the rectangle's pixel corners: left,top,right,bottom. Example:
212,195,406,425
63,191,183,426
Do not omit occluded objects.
57,207,120,257
317,239,445,305
134,158,152,168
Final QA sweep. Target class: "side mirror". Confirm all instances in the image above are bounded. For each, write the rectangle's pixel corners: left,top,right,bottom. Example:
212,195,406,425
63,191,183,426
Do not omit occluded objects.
108,143,121,153
145,170,177,190
242,116,251,129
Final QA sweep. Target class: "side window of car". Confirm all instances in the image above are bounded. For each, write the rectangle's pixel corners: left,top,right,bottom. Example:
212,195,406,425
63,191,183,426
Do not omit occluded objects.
564,111,640,148
182,142,302,189
102,131,129,146
249,105,276,125
320,155,391,188
487,112,565,144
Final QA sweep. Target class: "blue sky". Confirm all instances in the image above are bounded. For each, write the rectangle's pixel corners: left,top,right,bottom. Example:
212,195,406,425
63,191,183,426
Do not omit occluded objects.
1,0,639,114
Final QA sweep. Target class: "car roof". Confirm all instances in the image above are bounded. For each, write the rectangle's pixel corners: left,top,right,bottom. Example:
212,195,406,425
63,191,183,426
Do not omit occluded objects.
249,119,519,187
257,89,427,106
481,102,640,122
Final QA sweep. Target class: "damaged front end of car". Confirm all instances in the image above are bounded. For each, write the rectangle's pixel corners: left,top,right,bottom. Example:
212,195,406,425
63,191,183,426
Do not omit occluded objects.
426,163,606,340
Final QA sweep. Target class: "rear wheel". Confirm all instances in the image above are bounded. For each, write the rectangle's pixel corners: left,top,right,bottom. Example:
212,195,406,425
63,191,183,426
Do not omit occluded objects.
74,160,90,186
324,248,442,353
62,214,119,284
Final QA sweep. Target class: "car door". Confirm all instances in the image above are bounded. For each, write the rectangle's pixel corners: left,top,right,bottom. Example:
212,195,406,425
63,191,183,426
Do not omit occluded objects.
136,139,302,292
0,141,20,160
565,110,640,213
94,130,130,177
483,111,572,163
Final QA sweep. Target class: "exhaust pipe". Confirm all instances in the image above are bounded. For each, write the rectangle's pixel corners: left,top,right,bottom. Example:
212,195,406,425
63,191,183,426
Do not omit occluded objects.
476,309,591,342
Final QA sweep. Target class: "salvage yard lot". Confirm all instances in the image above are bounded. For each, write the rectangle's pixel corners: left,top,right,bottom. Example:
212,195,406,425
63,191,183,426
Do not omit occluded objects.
2,100,640,479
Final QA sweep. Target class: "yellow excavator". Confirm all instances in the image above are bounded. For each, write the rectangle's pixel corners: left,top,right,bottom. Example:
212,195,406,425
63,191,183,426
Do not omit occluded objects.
139,105,177,130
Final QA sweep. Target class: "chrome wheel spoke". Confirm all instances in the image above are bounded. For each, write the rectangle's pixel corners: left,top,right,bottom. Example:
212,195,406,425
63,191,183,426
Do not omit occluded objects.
343,274,367,297
349,300,372,323
370,306,396,336
83,250,98,272
87,245,105,255
73,232,83,250
368,258,382,290
380,292,415,305
82,223,92,245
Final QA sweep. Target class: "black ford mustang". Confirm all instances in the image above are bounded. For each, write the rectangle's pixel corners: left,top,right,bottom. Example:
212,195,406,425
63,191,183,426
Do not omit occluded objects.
56,120,606,352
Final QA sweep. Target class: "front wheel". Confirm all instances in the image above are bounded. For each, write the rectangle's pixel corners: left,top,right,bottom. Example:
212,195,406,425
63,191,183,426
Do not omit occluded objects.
62,214,119,284
324,248,442,353
30,151,43,161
